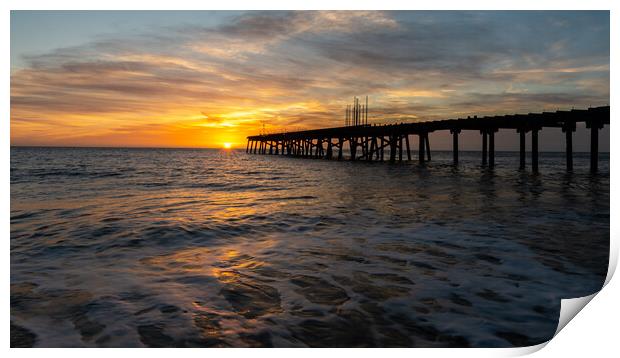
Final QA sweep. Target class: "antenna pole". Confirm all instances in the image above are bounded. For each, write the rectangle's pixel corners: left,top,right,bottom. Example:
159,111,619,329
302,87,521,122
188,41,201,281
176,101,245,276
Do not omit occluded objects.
355,97,359,126
353,97,355,126
365,96,368,125
347,104,350,126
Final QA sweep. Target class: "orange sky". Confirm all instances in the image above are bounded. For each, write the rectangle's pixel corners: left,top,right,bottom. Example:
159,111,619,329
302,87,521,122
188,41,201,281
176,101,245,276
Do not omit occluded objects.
10,11,609,148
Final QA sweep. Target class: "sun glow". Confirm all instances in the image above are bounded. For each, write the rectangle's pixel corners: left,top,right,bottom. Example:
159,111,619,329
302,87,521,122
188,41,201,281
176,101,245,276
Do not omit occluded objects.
223,142,232,149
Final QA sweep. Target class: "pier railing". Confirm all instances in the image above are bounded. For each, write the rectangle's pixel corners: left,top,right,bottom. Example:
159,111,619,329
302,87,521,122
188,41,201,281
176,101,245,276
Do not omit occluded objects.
246,106,610,172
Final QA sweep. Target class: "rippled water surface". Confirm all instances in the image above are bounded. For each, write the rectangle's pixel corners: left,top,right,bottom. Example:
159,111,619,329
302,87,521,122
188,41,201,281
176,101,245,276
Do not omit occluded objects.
10,147,609,347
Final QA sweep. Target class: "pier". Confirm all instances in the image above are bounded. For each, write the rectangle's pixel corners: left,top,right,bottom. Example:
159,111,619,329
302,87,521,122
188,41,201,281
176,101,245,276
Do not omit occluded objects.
246,106,610,172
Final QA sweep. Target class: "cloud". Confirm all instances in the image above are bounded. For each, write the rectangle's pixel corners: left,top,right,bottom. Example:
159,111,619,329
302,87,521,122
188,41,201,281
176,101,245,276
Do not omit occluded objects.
10,11,609,147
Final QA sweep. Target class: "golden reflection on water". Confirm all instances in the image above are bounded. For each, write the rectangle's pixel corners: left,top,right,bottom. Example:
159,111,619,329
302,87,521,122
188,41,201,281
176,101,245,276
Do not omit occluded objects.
138,239,280,344
141,239,275,279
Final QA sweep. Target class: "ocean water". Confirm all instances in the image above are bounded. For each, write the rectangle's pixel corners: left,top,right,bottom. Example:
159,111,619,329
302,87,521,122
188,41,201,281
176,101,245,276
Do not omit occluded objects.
10,147,609,347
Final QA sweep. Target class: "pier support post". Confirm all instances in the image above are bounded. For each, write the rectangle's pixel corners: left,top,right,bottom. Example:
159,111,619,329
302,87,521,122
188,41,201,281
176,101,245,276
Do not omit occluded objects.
489,129,496,168
338,137,343,160
563,123,575,171
418,133,425,164
398,135,403,162
481,130,488,166
367,137,375,162
389,135,396,162
518,129,526,169
351,137,357,161
532,128,539,173
380,137,385,161
451,129,460,164
405,135,411,161
588,120,602,173
425,133,431,161
246,140,250,153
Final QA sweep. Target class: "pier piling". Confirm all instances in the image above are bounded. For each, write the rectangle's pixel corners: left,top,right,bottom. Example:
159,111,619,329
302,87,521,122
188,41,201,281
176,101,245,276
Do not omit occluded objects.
418,134,425,164
532,129,539,173
424,133,431,161
489,129,496,168
451,129,460,165
481,131,488,166
405,135,412,161
519,129,526,170
563,123,575,171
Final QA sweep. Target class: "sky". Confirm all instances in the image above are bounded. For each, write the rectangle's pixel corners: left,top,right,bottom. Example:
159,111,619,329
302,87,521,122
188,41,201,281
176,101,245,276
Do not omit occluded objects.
10,10,609,149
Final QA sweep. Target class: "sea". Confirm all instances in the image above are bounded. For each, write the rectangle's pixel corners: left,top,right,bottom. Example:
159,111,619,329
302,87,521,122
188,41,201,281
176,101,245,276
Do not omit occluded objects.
10,147,610,347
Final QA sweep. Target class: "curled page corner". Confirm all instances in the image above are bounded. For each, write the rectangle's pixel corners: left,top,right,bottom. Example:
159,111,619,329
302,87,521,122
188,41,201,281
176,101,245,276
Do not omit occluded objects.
509,242,618,356
508,292,600,356
554,293,597,336
552,240,617,339
550,239,618,342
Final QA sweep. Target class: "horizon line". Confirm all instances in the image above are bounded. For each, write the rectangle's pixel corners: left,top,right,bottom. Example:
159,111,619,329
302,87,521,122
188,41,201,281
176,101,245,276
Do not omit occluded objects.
9,145,610,153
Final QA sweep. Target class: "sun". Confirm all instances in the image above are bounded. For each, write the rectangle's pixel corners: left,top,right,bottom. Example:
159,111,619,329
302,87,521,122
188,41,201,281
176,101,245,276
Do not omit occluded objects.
223,142,232,149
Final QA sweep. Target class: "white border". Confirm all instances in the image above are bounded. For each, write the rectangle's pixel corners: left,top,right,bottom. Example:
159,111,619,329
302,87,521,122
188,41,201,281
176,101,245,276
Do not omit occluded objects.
4,1,617,357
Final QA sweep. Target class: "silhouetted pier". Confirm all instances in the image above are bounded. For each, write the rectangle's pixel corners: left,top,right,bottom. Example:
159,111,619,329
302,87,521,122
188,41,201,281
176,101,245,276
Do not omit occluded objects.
246,106,609,172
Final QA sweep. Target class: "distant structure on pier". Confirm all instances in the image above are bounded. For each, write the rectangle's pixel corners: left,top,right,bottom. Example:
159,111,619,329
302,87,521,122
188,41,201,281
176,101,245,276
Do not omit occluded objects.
345,96,369,127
